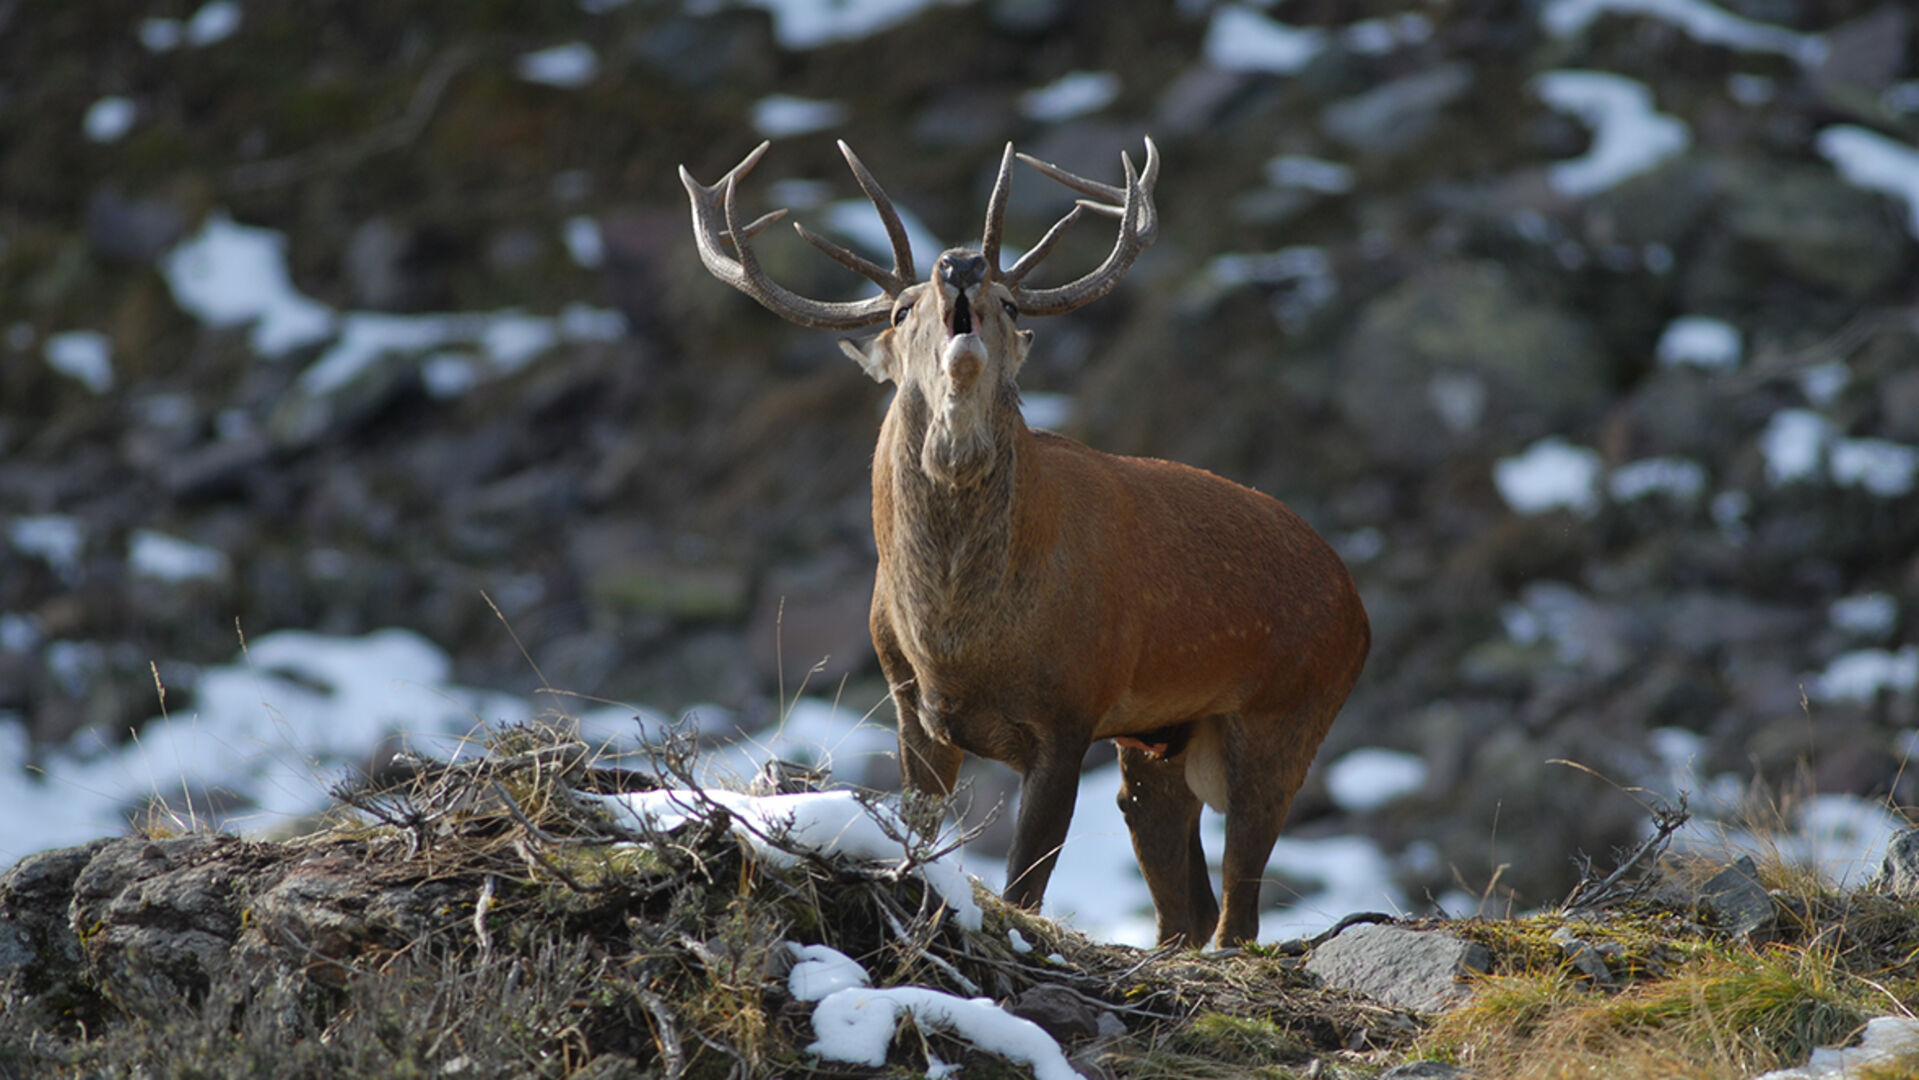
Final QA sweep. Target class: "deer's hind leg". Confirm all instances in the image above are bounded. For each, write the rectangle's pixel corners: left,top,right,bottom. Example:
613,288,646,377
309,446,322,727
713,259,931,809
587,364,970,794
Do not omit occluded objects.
1117,741,1217,947
1214,707,1332,947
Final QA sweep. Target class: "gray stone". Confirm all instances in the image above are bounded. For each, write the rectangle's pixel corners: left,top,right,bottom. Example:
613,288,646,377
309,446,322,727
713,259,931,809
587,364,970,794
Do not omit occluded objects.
1550,926,1614,986
1336,260,1606,466
1380,1063,1479,1079
1869,829,1919,901
1321,63,1474,157
1007,983,1102,1043
1305,923,1489,1013
1720,159,1908,297
1697,855,1775,938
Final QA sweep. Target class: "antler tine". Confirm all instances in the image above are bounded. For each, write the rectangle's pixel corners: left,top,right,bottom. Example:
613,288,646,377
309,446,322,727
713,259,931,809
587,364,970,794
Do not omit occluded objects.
1001,203,1083,288
679,143,895,330
793,222,906,292
1009,136,1160,317
836,140,918,288
981,142,1016,276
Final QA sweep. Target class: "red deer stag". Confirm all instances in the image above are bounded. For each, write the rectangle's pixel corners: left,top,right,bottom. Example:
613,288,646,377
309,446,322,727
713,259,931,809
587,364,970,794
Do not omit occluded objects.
681,138,1369,947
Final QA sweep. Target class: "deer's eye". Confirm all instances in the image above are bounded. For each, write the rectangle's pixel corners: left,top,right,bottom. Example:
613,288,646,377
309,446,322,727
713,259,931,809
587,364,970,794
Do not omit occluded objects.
1001,299,1018,320
892,302,913,327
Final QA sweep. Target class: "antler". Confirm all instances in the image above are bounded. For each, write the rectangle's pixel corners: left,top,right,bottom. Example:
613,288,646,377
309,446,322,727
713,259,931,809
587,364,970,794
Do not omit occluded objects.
981,136,1160,318
679,141,918,330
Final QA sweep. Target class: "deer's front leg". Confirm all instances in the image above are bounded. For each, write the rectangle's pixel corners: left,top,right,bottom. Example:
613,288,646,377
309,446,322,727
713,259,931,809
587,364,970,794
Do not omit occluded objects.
1002,748,1083,911
875,618,961,827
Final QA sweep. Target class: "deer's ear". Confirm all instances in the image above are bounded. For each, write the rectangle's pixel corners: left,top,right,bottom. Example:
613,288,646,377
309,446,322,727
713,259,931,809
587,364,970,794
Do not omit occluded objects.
839,332,894,383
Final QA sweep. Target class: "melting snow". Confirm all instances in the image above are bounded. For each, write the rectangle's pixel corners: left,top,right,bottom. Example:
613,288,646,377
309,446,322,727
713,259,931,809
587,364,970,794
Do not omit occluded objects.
1264,155,1355,194
83,97,137,144
1797,362,1850,407
128,529,230,583
750,94,850,138
738,0,975,51
44,330,114,393
1204,5,1328,75
806,986,1076,1079
1019,71,1121,123
160,213,336,358
1493,437,1604,517
516,42,598,88
1324,748,1427,813
1020,392,1073,431
1830,593,1898,640
562,215,604,268
1829,438,1919,497
601,787,983,930
1535,70,1692,198
1540,0,1825,65
1655,315,1740,371
787,943,870,1002
1759,408,1834,486
8,516,84,580
1811,647,1919,705
1816,125,1919,240
1341,13,1434,55
185,0,242,47
1608,456,1707,503
139,17,185,52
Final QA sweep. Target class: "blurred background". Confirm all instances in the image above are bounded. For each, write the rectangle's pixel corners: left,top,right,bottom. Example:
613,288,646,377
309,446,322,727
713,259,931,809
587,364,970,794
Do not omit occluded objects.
2,0,1917,937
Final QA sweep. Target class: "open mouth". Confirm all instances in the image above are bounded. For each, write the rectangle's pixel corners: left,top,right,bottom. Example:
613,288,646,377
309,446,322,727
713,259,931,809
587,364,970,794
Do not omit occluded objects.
947,291,973,336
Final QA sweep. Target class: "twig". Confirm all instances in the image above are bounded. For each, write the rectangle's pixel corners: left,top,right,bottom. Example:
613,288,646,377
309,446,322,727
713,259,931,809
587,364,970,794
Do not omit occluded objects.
223,46,474,193
473,874,497,965
1562,793,1691,911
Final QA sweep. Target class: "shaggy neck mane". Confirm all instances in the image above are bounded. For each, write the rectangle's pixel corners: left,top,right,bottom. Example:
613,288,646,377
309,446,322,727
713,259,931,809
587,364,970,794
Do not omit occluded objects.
882,382,1027,650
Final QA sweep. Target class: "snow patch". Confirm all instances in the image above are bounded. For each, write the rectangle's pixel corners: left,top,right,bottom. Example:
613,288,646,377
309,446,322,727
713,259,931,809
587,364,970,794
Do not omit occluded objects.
1019,71,1121,123
1655,315,1740,371
44,330,114,393
787,943,870,1002
562,216,604,268
160,213,336,358
1535,70,1691,198
1759,408,1834,486
1540,0,1824,65
1324,748,1427,813
1608,456,1707,503
516,42,598,88
185,0,242,46
602,788,982,931
738,0,974,50
1811,647,1919,705
1493,437,1604,517
1019,392,1072,431
83,97,137,144
128,529,230,583
751,94,850,138
1204,5,1327,74
1816,126,1919,240
1829,438,1919,497
806,986,1076,1079
8,516,84,580
1264,155,1355,194
1830,593,1898,640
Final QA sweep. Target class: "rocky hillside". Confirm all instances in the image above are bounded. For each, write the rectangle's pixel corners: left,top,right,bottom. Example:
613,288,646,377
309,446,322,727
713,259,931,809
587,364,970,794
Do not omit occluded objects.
3,0,1918,908
6,729,1919,1079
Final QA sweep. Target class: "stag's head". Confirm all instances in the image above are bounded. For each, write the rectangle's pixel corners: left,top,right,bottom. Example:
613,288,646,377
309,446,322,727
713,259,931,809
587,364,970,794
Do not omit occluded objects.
680,139,1159,459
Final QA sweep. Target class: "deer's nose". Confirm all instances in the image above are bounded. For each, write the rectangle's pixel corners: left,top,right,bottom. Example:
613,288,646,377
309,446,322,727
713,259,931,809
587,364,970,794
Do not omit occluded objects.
938,251,987,291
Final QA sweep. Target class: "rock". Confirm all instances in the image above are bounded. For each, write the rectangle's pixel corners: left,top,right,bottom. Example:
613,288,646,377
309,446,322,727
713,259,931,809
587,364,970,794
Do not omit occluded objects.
1320,62,1473,157
1304,923,1489,1013
85,188,185,264
1549,926,1614,986
1379,1063,1479,1079
1868,828,1919,900
1007,983,1102,1043
69,835,257,1019
0,838,111,997
586,555,751,622
747,558,876,688
1718,158,1908,298
1336,260,1606,466
1755,1015,1919,1080
1695,855,1775,939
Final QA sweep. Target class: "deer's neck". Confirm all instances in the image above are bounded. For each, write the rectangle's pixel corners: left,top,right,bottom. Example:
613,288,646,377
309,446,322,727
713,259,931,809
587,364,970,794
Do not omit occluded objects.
876,383,1031,652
